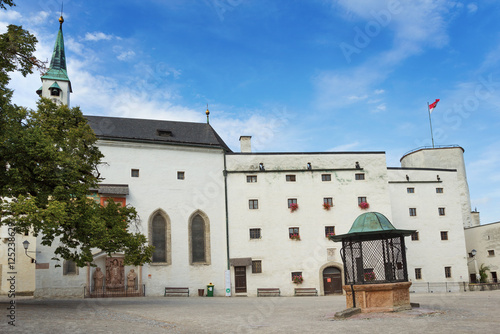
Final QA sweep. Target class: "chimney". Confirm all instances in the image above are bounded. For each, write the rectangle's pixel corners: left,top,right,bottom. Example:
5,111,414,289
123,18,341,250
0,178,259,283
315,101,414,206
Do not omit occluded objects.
239,136,252,153
471,210,480,227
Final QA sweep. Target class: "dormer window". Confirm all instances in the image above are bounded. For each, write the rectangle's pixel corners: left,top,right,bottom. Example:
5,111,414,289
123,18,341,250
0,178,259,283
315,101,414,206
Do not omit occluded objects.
157,130,173,137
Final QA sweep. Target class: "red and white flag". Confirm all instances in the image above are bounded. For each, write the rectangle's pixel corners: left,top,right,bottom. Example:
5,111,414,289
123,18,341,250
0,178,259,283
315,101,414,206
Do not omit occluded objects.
429,99,440,114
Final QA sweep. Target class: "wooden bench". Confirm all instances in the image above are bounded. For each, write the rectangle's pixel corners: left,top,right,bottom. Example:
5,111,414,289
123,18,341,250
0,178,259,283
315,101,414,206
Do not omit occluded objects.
164,287,189,297
294,288,318,296
257,288,280,297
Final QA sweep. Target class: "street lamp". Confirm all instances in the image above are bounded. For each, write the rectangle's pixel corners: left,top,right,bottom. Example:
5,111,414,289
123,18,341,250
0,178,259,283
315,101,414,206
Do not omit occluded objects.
23,240,36,263
471,249,480,283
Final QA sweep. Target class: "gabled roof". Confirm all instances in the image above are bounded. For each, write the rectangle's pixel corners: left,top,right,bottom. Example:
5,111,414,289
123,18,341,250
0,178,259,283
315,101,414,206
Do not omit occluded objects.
85,115,232,152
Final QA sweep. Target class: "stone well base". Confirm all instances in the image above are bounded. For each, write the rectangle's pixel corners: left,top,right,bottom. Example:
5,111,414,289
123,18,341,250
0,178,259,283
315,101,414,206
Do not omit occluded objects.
343,282,412,313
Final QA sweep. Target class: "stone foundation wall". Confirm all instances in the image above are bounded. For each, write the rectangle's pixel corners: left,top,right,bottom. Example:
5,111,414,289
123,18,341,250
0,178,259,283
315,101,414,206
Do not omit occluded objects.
469,283,500,291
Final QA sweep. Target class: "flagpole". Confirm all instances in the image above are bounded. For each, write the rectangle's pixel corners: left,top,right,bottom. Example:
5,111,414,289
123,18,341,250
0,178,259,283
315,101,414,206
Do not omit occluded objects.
427,102,435,148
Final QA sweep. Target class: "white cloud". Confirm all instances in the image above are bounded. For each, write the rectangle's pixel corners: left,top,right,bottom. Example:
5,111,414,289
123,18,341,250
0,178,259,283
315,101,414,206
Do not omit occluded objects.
327,141,360,152
84,32,114,41
467,3,478,14
117,50,135,61
371,103,386,113
374,89,384,95
0,9,21,22
24,11,50,26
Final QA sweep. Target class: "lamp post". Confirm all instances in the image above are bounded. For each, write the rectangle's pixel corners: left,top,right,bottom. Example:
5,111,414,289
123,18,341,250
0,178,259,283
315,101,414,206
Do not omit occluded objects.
471,249,480,283
23,240,36,263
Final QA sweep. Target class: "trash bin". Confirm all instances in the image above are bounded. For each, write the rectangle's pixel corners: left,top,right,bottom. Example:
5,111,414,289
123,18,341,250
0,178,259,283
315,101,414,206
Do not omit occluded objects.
198,289,204,297
207,283,214,297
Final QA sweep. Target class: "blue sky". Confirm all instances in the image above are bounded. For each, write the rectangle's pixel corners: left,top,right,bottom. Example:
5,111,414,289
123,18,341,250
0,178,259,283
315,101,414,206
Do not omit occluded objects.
1,0,500,224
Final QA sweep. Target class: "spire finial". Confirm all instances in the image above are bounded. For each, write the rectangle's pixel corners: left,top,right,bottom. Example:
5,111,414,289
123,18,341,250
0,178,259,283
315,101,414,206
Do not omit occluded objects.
59,2,64,27
206,104,210,124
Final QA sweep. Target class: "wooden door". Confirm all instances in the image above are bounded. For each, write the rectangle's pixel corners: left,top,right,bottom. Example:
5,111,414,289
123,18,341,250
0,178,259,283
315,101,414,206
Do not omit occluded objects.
234,266,247,293
323,267,342,294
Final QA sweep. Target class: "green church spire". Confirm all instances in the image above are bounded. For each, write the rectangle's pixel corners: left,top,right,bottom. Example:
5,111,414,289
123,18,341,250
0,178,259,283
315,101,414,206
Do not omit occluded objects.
41,15,71,86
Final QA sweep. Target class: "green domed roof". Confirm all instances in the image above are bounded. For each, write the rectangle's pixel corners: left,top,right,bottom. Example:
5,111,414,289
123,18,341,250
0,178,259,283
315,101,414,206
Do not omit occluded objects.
330,212,415,242
348,212,396,233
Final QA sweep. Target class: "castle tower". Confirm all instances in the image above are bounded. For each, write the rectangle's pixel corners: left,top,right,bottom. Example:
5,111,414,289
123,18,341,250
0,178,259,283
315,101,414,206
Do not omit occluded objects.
36,15,72,105
400,146,473,228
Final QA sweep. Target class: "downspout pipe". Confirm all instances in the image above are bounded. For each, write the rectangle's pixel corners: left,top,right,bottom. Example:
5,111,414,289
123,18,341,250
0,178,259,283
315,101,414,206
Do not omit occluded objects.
223,151,230,270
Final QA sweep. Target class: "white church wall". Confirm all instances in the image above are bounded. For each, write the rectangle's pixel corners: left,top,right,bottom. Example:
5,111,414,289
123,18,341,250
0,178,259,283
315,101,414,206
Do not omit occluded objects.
97,140,228,296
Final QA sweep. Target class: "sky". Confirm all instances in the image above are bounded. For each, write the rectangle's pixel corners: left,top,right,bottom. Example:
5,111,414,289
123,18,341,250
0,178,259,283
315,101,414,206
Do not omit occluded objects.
1,0,500,224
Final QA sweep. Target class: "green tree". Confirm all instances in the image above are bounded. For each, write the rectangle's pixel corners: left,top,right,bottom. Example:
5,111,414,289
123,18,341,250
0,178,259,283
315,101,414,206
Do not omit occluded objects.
479,264,490,283
0,2,153,266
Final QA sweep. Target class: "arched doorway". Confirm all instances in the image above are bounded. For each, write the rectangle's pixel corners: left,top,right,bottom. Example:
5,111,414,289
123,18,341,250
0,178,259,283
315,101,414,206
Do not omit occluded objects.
323,267,342,294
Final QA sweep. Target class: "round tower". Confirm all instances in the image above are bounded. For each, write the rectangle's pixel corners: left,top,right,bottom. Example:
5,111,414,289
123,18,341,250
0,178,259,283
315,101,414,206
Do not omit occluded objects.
400,146,472,227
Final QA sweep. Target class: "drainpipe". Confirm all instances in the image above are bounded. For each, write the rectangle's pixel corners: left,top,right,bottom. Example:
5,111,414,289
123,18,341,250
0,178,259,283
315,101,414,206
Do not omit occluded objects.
223,151,230,270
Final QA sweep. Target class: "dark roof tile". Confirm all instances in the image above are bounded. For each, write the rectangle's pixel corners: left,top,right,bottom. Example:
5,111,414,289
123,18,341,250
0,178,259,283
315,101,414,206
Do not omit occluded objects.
85,115,232,152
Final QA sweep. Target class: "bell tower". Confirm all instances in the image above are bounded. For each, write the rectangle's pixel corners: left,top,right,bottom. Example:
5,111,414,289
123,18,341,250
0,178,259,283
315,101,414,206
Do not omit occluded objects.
36,15,72,106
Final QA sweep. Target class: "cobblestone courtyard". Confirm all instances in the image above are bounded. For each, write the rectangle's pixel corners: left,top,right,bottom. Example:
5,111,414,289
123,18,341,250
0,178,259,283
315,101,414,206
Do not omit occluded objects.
1,290,499,333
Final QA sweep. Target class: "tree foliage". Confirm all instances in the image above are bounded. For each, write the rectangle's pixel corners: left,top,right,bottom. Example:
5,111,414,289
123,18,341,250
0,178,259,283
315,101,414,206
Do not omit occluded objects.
0,3,154,266
479,264,490,283
1,100,154,266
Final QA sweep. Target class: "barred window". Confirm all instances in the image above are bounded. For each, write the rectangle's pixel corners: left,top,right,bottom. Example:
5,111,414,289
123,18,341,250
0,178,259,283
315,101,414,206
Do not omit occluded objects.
322,174,331,181
355,173,365,180
415,268,422,280
445,266,452,278
249,228,261,239
249,199,259,210
247,175,257,183
252,260,262,273
409,208,417,216
441,231,448,240
286,175,296,182
411,232,419,241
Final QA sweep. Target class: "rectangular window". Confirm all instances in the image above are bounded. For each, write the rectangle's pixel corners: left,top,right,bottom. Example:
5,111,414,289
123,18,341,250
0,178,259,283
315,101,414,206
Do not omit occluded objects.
291,271,302,282
289,227,300,239
287,198,297,208
325,226,335,237
286,174,296,182
436,188,444,193
131,169,139,177
177,171,185,180
322,174,331,181
438,207,445,216
249,199,259,210
63,260,77,275
249,228,261,239
355,173,365,180
441,231,448,240
358,197,367,205
407,187,414,193
411,232,419,241
409,208,417,216
247,175,257,183
415,268,422,280
323,197,333,206
445,266,452,278
488,250,495,256
252,260,262,273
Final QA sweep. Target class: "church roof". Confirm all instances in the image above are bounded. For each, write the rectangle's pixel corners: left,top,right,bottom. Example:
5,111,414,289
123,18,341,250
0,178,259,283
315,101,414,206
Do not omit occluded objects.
42,17,72,91
85,115,232,152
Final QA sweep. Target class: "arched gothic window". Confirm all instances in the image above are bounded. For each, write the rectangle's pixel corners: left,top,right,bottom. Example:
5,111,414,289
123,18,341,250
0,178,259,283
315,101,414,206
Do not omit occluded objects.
149,210,171,265
189,212,211,265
